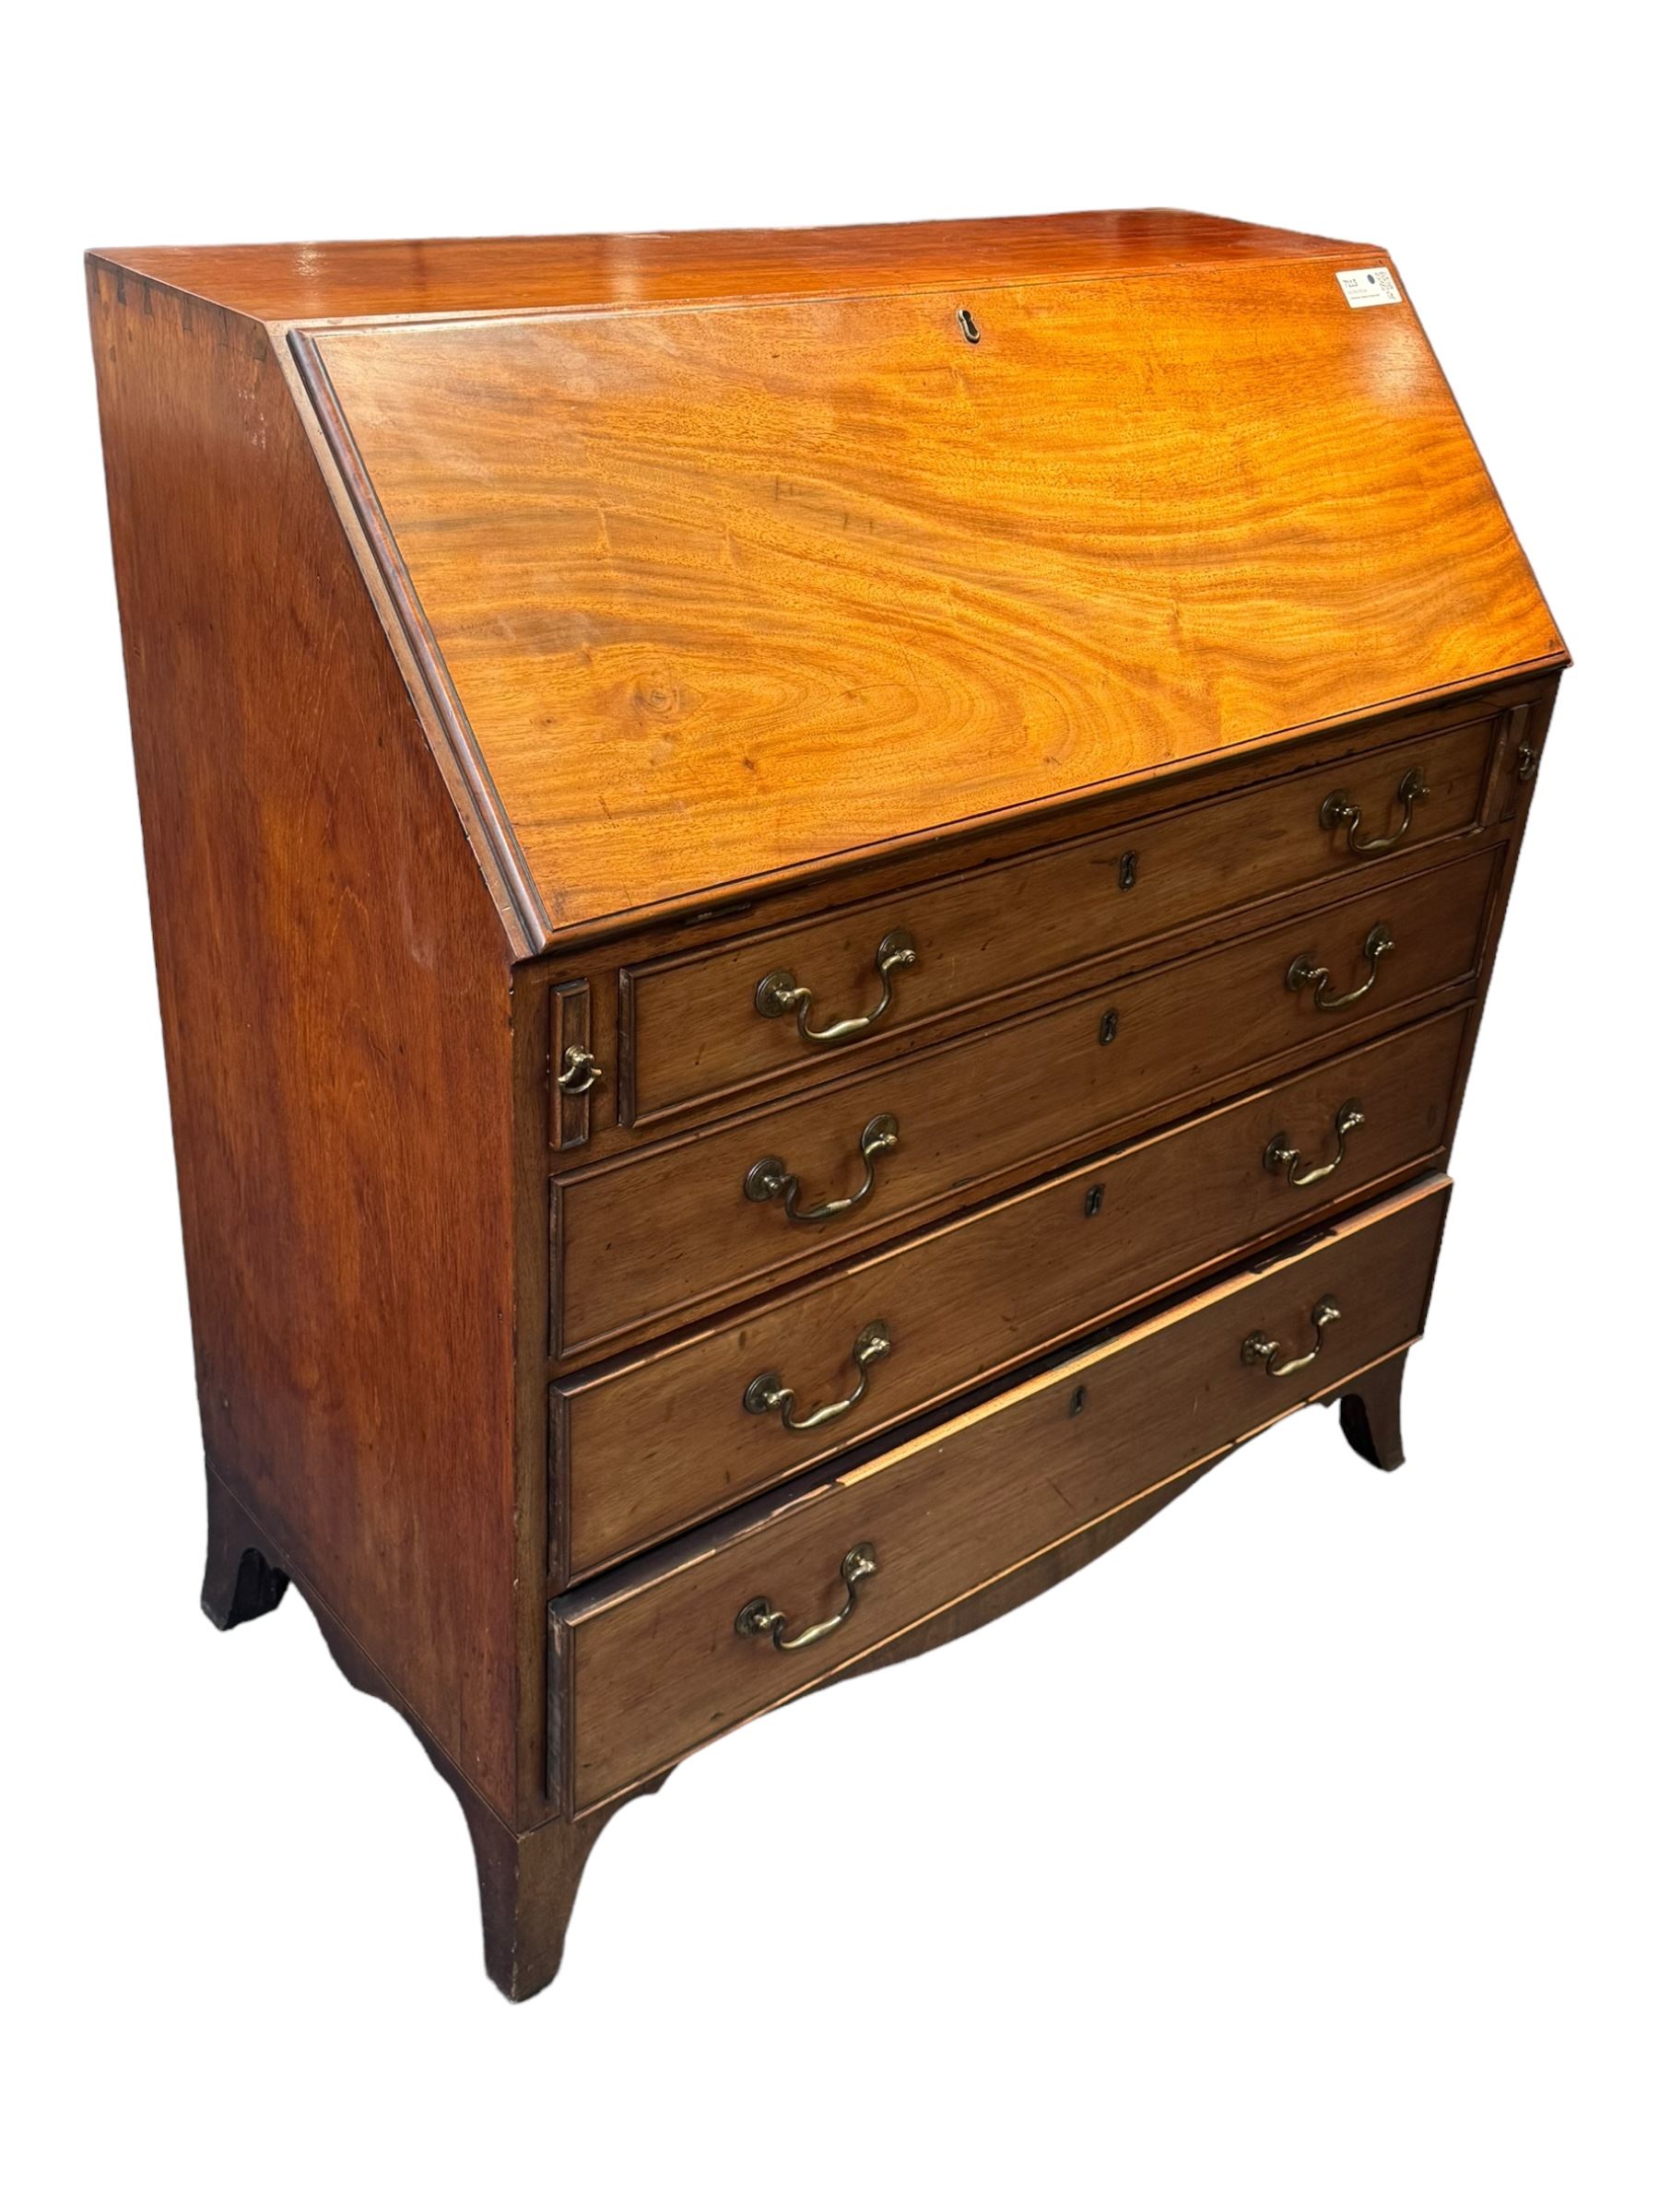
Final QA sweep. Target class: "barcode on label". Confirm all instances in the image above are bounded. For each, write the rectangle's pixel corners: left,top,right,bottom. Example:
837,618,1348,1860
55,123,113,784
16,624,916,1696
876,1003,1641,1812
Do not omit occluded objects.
1336,266,1403,309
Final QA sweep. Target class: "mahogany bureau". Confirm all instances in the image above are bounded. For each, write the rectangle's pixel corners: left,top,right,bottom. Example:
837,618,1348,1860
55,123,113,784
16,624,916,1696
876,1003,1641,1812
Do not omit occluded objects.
88,210,1566,1998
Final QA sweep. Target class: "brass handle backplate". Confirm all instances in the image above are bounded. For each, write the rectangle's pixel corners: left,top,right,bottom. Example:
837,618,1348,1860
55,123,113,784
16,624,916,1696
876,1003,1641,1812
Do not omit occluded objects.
745,1321,892,1433
735,1543,878,1652
1320,768,1429,855
1264,1100,1365,1188
756,929,918,1046
1241,1296,1341,1379
745,1114,899,1224
1287,923,1394,1011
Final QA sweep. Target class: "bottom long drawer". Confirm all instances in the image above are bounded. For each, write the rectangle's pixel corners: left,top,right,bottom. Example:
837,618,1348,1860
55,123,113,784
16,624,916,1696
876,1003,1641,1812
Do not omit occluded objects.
550,1176,1451,1817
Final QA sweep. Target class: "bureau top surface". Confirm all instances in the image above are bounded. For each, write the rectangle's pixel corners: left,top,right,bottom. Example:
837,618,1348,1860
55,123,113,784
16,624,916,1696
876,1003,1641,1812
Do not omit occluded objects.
97,212,1567,946
98,209,1384,321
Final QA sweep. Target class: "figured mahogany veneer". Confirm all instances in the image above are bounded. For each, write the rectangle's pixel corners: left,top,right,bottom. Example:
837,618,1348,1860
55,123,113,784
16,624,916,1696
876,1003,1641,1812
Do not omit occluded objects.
88,210,1563,2001
301,263,1558,942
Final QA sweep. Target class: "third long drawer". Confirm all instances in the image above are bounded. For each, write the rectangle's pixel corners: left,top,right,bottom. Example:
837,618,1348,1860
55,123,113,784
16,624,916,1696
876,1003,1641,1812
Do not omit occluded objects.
552,1006,1470,1580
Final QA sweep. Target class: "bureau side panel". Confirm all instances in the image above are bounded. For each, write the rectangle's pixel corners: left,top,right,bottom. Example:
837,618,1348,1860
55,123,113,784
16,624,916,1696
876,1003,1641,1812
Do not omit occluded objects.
88,264,521,1818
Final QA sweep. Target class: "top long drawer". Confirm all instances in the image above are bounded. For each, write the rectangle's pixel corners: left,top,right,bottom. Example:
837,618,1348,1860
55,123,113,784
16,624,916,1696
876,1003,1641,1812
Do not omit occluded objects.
618,712,1500,1124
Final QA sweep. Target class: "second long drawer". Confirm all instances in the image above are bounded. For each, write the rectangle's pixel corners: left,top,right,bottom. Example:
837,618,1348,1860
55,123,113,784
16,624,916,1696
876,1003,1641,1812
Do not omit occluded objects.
553,846,1497,1358
553,1006,1469,1579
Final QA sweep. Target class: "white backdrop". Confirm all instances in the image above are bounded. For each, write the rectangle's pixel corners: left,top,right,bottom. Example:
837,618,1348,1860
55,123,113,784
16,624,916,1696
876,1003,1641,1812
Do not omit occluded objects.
6,6,1653,2206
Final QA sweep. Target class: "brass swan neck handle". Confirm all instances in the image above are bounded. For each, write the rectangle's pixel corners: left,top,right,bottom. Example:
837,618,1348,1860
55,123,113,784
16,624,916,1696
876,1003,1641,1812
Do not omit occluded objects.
735,1545,878,1653
1264,1100,1365,1188
555,1045,603,1096
745,1321,892,1433
756,929,917,1046
1241,1296,1341,1380
1320,767,1430,855
744,1114,900,1224
1287,923,1394,1011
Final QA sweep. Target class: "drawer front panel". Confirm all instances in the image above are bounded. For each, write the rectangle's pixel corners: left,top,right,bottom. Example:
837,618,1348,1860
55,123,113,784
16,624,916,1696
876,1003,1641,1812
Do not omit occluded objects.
551,1179,1452,1815
556,1009,1469,1578
555,849,1495,1357
620,714,1499,1124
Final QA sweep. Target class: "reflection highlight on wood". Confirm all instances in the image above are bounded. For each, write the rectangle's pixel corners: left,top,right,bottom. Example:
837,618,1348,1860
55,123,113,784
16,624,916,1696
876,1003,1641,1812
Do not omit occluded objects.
306,252,1560,936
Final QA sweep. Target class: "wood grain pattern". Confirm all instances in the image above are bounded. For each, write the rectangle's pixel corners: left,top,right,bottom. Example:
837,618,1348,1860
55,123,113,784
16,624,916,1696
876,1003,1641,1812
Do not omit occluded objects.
832,1461,1215,1692
88,266,525,1819
554,1009,1468,1580
552,1179,1452,1816
554,847,1497,1357
622,712,1500,1124
309,260,1560,935
524,674,1550,1163
91,209,1388,323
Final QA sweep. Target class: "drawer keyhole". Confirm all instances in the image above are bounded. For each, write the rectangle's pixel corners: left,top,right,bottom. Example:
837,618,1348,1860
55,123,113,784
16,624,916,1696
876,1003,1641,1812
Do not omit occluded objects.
957,306,982,345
